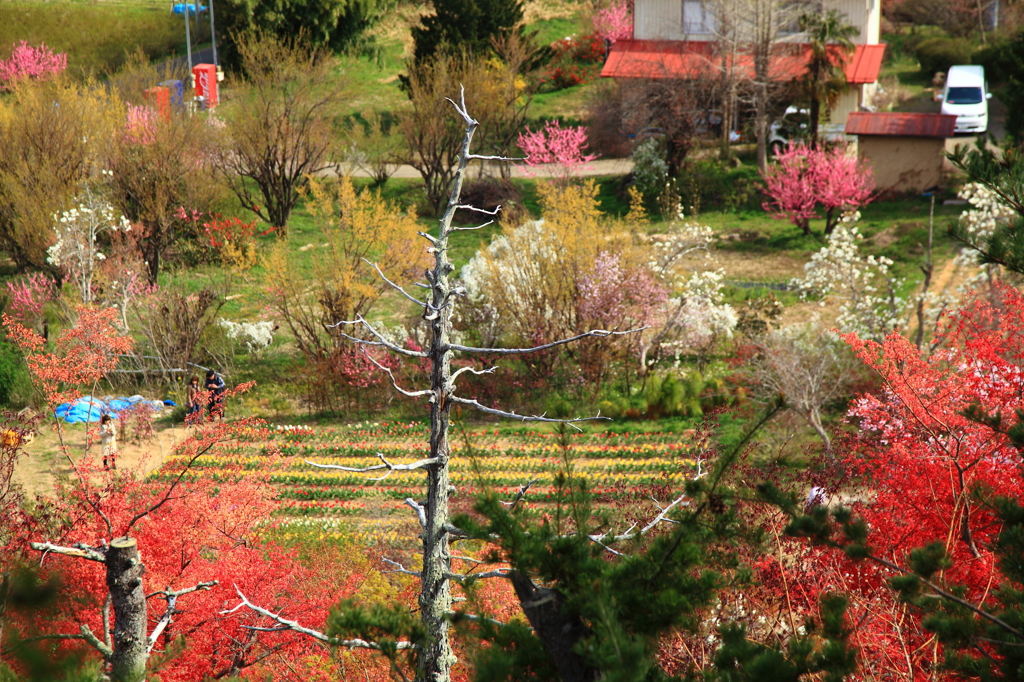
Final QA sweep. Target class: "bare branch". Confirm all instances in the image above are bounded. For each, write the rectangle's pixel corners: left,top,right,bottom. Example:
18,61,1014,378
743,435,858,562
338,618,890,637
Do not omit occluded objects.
451,220,495,232
30,541,105,563
80,624,112,657
382,558,421,579
307,455,439,482
329,317,429,358
358,350,433,400
147,581,218,653
222,585,416,651
5,626,112,658
450,328,647,356
405,498,427,529
453,204,502,215
446,86,476,126
450,365,498,382
502,479,538,509
585,493,691,544
449,395,606,432
126,437,221,533
448,569,511,582
466,153,524,162
361,258,427,308
417,231,439,245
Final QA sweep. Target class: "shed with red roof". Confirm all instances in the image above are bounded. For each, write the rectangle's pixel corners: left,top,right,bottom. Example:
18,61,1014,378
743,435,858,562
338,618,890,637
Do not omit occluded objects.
845,112,956,192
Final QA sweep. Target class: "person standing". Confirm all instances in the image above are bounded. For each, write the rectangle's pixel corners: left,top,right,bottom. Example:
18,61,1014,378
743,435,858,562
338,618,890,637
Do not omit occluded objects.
205,369,226,420
185,375,203,422
99,414,117,470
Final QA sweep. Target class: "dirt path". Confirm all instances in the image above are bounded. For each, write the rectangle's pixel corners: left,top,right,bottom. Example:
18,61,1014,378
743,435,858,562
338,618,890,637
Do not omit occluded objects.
13,423,190,499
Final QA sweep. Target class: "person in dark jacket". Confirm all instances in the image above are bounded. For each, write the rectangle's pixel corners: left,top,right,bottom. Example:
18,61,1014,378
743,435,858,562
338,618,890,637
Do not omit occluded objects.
205,369,226,420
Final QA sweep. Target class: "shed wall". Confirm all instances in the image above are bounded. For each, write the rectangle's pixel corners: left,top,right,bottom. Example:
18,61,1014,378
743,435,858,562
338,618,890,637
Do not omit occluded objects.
858,136,945,192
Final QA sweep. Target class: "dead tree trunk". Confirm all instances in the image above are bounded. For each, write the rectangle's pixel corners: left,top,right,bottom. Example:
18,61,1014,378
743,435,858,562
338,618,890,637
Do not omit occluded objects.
29,538,215,682
107,537,148,682
416,109,478,682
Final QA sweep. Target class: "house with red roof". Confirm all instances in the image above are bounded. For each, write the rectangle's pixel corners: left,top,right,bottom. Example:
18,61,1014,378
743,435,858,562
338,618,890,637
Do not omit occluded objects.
600,0,885,131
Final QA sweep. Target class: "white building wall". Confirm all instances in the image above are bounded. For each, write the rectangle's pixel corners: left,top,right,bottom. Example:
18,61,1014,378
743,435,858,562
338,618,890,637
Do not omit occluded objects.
824,0,880,44
635,0,685,40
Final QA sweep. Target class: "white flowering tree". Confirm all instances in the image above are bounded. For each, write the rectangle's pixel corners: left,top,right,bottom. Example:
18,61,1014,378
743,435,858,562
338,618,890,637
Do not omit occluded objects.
953,182,1015,291
791,213,904,341
47,183,131,304
217,318,276,355
639,216,737,375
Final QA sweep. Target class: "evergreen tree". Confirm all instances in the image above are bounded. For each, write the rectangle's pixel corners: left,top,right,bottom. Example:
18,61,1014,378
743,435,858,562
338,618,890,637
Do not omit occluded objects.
216,0,384,67
947,141,1024,274
411,0,525,62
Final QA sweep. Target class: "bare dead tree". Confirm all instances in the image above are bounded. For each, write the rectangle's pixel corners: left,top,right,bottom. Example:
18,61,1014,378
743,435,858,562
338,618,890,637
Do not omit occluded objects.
227,91,658,682
25,539,215,682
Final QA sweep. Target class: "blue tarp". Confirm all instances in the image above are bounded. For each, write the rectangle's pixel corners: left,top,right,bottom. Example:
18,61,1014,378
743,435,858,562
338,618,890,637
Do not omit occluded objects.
54,396,107,423
54,395,168,423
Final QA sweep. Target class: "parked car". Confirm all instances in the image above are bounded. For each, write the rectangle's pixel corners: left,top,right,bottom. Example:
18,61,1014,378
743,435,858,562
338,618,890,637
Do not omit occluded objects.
937,65,991,134
768,106,847,154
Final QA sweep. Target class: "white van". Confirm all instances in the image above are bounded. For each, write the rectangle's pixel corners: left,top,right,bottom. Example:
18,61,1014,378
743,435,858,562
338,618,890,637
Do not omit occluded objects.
938,65,991,134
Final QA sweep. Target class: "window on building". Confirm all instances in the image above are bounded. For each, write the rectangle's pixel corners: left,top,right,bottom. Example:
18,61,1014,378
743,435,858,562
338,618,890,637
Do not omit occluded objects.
682,0,716,34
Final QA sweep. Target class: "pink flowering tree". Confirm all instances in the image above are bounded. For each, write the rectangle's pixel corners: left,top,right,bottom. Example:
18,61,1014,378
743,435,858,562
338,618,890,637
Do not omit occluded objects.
124,104,159,145
516,120,598,185
5,273,54,333
577,251,667,392
761,143,875,236
0,41,66,87
593,0,633,44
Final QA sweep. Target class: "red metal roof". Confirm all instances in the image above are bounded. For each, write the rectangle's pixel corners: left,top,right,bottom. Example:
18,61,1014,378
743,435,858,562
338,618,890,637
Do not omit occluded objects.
845,44,886,84
601,40,884,85
845,112,957,137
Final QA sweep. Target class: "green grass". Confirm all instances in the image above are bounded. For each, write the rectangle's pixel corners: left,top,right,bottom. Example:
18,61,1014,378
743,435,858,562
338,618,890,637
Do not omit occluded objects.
0,2,195,78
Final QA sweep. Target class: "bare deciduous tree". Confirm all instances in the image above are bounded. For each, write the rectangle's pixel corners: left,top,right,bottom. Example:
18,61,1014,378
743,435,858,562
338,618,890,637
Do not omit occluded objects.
214,32,337,232
749,319,857,453
105,108,220,283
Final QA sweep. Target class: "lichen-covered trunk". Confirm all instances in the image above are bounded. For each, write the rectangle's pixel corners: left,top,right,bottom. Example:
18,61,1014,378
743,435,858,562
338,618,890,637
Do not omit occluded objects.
418,105,478,682
107,537,148,682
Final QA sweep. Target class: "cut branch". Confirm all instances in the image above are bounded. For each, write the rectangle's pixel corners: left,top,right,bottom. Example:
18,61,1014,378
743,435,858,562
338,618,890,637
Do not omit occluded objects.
30,541,106,563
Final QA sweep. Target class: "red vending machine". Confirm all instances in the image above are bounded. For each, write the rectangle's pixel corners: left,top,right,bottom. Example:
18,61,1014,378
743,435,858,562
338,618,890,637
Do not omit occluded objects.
143,85,171,121
192,63,218,109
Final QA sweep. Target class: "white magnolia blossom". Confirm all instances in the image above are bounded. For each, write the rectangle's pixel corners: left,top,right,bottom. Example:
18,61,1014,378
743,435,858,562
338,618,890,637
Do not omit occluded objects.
217,318,275,353
791,213,905,341
47,188,131,304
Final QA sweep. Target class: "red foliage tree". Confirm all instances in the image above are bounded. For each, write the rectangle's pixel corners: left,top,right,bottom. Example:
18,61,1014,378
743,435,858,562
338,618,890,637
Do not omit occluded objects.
756,285,1024,678
0,308,381,681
